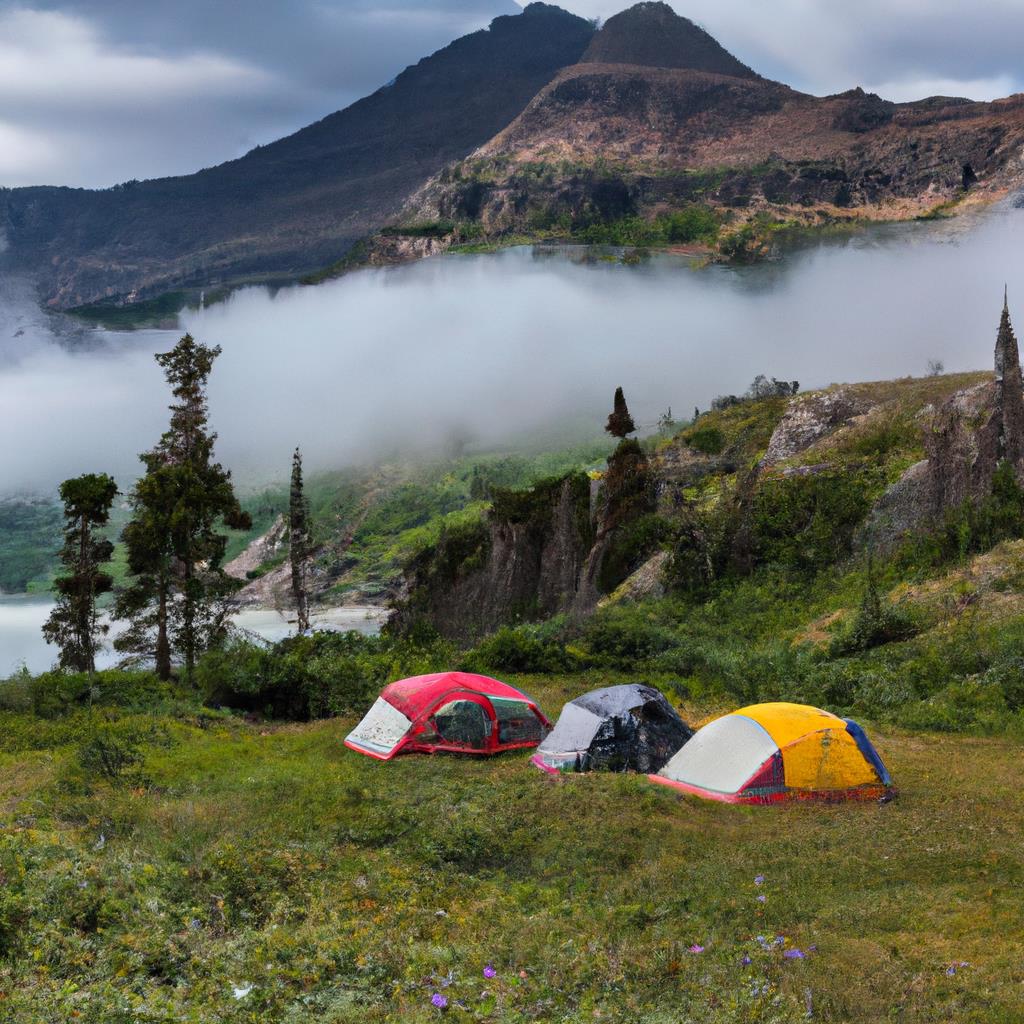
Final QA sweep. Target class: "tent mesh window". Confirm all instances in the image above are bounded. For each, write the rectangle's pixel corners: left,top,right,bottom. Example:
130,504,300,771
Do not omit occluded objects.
431,700,491,748
492,698,545,745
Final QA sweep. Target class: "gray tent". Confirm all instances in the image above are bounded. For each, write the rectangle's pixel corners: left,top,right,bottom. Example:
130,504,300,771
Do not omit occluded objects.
531,684,692,774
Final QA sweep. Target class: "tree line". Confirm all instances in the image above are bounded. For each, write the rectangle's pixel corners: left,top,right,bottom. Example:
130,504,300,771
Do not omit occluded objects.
43,333,311,680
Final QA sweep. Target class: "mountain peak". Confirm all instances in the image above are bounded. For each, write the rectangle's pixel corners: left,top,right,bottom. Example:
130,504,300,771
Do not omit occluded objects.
581,2,759,79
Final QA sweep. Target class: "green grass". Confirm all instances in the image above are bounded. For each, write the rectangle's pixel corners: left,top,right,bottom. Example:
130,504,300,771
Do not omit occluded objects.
1,691,1021,1022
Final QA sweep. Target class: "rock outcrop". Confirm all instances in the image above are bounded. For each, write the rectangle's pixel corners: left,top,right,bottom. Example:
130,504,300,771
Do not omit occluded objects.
761,387,874,467
864,296,1024,549
391,473,594,642
925,295,1024,514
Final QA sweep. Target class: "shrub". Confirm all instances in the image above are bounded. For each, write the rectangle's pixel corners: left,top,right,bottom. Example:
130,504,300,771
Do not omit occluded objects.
749,470,875,573
829,573,919,655
25,669,178,719
684,426,725,455
462,626,579,674
76,718,148,781
196,631,455,721
581,607,677,666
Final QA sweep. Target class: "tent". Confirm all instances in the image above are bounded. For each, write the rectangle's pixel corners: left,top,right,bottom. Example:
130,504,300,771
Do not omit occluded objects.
345,671,550,760
649,702,893,803
531,684,692,774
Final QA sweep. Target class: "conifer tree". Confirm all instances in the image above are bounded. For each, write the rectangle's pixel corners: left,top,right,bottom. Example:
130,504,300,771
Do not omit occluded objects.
289,446,311,634
42,473,118,673
605,386,636,438
115,334,250,680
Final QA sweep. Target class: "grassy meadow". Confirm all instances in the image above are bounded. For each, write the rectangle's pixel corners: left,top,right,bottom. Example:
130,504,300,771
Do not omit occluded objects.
1,680,1022,1023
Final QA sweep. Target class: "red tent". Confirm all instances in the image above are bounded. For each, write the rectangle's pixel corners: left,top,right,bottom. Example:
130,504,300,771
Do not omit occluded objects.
344,672,551,760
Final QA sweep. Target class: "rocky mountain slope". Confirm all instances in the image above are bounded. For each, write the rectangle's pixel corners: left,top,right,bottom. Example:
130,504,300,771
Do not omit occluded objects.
0,4,594,310
390,4,1024,262
4,2,1024,309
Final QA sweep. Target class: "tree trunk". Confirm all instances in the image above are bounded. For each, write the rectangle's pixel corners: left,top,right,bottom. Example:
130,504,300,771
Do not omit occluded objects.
155,583,172,680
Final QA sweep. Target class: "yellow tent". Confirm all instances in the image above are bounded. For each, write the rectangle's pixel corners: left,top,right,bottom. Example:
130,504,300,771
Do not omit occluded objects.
650,702,893,803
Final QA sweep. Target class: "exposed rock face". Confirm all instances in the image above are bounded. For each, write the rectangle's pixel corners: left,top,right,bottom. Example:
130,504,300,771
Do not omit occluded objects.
762,388,873,467
601,549,670,606
923,380,1001,513
866,298,1024,549
225,515,287,581
392,474,594,642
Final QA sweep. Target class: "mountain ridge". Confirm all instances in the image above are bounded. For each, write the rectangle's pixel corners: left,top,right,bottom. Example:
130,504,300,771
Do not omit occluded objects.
3,2,1024,310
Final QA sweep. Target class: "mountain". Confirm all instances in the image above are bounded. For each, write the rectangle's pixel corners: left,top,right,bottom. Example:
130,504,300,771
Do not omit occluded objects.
4,2,1024,309
580,1,759,79
388,5,1024,265
0,3,594,310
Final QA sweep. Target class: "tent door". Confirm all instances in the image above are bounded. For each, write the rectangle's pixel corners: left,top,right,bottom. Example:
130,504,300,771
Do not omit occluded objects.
423,694,497,753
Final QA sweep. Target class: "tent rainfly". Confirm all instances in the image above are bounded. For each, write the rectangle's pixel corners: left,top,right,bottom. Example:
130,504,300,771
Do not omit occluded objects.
531,683,692,774
344,672,550,760
649,702,893,803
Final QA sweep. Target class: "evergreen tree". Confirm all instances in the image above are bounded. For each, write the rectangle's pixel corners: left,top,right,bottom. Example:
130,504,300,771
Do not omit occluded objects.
605,387,636,438
42,474,118,673
289,446,311,634
115,334,250,680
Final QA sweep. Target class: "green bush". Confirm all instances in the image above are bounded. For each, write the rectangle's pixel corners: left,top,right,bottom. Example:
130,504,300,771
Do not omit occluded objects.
75,717,151,781
22,669,178,719
749,470,875,573
196,631,455,721
581,607,677,667
829,574,919,655
684,426,725,455
461,626,579,674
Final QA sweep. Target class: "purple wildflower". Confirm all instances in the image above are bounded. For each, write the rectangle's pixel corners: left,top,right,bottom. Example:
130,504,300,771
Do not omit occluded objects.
783,949,806,960
774,936,786,947
741,955,752,966
754,874,765,885
483,965,496,979
756,894,767,903
431,993,448,1009
689,944,705,954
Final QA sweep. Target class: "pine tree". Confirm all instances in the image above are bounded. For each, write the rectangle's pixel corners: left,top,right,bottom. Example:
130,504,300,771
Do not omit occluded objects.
115,334,251,680
605,387,636,438
42,474,118,673
289,446,311,635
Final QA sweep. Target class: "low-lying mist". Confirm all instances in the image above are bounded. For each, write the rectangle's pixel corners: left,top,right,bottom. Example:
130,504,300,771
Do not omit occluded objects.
2,204,1022,498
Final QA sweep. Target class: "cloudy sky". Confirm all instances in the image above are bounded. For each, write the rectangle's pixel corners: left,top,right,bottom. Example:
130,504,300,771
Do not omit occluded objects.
2,0,1022,189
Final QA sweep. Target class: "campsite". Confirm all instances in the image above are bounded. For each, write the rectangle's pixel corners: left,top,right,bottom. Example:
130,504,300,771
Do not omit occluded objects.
1,671,1020,1023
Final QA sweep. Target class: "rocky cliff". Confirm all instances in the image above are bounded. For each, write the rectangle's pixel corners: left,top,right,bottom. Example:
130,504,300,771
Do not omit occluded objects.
391,473,594,641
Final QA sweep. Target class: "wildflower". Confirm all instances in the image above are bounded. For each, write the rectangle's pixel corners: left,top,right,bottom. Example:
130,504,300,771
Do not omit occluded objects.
689,944,705,954
431,993,448,1009
774,936,786,947
741,955,752,966
754,875,765,885
519,970,528,979
783,949,806,960
945,961,969,976
231,984,253,1000
756,895,767,903
483,965,496,979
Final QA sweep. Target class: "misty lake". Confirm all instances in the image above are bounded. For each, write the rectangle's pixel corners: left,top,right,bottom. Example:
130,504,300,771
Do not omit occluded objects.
2,202,1023,669
0,597,387,676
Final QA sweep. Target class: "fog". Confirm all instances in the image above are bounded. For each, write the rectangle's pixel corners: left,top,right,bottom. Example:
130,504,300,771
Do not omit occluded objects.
2,203,1023,498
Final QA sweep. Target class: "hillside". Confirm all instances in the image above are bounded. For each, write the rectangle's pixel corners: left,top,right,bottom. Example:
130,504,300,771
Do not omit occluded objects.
373,5,1024,266
0,3,594,310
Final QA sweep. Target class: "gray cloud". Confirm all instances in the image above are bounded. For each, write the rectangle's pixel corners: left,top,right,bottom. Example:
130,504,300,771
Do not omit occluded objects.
2,1,1022,187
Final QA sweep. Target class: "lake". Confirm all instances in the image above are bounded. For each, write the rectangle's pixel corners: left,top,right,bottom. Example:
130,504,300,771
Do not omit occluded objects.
0,597,387,676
